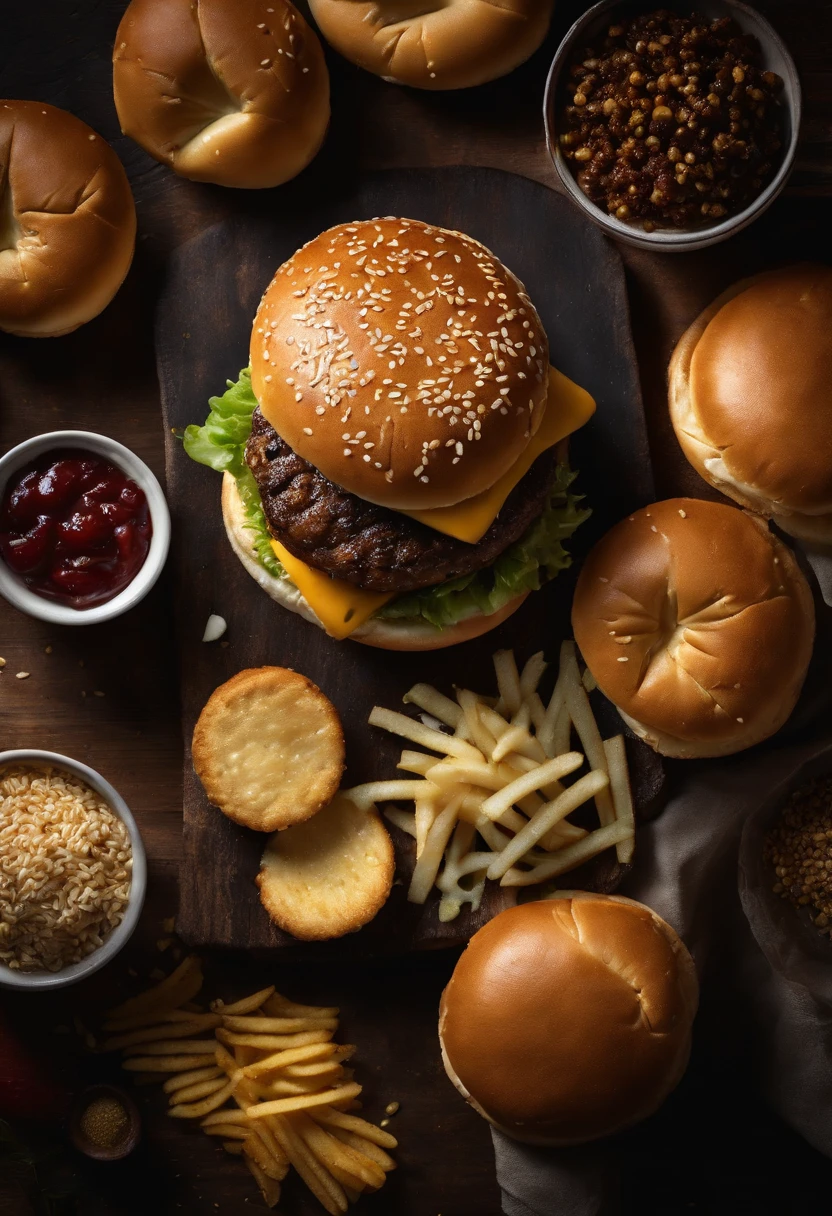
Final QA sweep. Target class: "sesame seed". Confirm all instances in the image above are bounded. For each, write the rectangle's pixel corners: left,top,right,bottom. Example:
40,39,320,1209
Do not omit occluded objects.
678,509,687,518
617,657,629,663
303,427,313,435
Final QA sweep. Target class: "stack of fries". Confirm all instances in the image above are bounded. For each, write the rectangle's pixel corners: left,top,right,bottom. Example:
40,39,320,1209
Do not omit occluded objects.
344,642,635,922
102,956,396,1211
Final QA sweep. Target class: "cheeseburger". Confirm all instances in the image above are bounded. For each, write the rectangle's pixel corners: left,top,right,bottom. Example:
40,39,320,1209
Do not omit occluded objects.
669,264,832,548
185,218,595,648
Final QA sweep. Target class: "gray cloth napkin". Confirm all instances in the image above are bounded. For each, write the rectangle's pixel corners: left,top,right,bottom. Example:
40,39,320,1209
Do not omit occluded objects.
492,732,832,1215
805,550,832,608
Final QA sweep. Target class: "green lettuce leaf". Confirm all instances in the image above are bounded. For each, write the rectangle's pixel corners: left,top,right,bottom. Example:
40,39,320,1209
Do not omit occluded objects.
378,466,589,628
183,369,283,579
183,369,590,629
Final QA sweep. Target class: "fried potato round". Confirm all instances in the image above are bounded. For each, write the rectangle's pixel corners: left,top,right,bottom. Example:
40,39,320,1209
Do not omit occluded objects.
257,793,395,940
192,667,344,832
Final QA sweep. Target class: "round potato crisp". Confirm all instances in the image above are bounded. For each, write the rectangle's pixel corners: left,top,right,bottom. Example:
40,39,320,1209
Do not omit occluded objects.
192,667,344,832
257,793,395,940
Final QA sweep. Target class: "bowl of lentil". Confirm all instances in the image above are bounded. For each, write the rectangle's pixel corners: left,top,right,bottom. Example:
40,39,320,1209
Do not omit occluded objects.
544,0,801,251
739,743,832,1004
0,750,146,991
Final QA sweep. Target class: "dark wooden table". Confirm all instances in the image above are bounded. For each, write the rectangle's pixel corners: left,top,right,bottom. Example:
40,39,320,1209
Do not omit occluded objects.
2,2,832,1213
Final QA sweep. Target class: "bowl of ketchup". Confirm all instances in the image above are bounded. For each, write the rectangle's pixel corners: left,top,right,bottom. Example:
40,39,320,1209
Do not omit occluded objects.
0,432,170,624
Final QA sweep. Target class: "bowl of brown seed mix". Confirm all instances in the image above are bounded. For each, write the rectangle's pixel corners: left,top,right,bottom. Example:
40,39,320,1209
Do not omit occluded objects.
544,0,801,251
739,746,832,1005
0,751,146,990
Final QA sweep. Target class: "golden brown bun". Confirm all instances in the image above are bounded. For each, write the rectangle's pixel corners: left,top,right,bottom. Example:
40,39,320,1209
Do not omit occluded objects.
669,266,832,546
113,0,329,189
250,218,549,510
571,499,815,759
308,0,553,90
439,895,698,1145
0,101,136,338
221,472,528,649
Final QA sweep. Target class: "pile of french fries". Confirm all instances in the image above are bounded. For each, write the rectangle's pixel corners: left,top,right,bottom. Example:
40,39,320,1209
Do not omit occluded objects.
101,956,396,1211
344,642,635,922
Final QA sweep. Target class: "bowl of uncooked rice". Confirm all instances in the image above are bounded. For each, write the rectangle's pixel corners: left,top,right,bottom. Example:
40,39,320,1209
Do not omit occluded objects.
0,751,146,989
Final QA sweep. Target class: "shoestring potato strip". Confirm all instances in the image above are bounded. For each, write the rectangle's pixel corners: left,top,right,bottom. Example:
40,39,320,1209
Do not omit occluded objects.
343,642,635,922
101,955,397,1211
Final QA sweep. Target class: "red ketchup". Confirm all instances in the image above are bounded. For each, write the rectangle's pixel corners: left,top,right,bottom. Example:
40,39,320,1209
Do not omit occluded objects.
0,449,152,609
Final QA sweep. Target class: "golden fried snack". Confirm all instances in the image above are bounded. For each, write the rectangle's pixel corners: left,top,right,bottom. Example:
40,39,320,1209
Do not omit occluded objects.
192,667,344,831
257,793,394,940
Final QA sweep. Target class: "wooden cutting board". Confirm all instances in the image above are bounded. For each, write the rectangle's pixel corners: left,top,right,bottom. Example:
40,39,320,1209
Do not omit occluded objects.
155,166,661,952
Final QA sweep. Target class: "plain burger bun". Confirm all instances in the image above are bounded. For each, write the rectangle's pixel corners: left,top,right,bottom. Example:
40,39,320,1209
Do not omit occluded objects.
439,895,698,1145
250,217,549,510
308,0,553,90
0,101,136,338
113,0,329,189
669,265,832,547
221,472,528,649
571,498,815,759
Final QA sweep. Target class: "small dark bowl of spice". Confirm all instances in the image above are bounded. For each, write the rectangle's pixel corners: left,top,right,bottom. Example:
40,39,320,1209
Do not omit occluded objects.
739,745,832,1007
69,1083,140,1161
544,0,800,250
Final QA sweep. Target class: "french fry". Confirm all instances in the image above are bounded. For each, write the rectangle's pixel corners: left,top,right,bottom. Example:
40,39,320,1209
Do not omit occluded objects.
262,993,339,1020
246,1082,362,1119
368,706,480,759
402,683,463,729
269,1114,348,1215
242,1042,339,1079
106,956,202,1025
243,1132,288,1181
414,794,439,858
329,1127,396,1172
342,779,440,809
222,1015,338,1035
131,1038,219,1056
163,1065,224,1094
493,649,522,715
201,1107,253,1128
313,1107,398,1150
519,651,547,698
223,1139,245,1154
487,771,611,881
396,750,435,776
244,1156,281,1208
456,689,499,758
407,796,463,905
479,752,584,822
210,986,275,1016
102,1014,222,1052
383,806,417,839
170,1074,229,1104
500,820,635,886
604,734,635,863
217,1028,333,1051
169,1077,239,1119
203,1123,249,1139
560,641,616,827
122,1053,217,1073
293,1111,385,1191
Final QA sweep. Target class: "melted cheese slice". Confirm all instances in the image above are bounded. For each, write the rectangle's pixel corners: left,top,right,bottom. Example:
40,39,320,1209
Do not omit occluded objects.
271,539,392,640
269,365,595,639
401,367,596,543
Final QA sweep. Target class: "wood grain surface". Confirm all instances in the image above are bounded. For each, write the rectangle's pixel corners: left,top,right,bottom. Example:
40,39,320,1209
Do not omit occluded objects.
155,166,657,951
2,1,832,1213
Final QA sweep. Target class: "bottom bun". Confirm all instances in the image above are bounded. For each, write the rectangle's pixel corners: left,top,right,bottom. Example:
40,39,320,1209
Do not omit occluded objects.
221,473,528,650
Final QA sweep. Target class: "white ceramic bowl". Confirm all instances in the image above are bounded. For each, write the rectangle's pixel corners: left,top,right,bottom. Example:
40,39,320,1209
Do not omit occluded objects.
0,750,147,991
0,431,170,625
544,0,802,252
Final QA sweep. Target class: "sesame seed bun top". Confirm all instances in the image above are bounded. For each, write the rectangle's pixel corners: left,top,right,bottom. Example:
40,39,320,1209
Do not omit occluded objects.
249,217,550,510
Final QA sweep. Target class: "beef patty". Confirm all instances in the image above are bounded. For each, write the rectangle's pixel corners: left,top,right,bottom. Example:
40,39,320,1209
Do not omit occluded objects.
246,408,558,594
